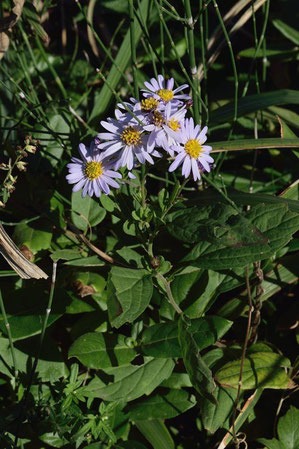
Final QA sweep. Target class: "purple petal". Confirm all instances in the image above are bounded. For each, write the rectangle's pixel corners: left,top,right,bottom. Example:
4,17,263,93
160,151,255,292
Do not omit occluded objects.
173,84,189,93
169,152,185,172
157,75,164,89
167,78,174,90
72,178,87,192
191,158,200,181
100,121,118,133
182,156,191,177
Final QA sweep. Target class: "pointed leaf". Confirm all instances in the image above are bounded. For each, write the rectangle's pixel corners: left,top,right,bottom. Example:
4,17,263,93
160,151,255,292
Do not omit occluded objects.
215,352,291,389
81,358,174,402
68,332,136,369
107,267,153,328
178,315,216,404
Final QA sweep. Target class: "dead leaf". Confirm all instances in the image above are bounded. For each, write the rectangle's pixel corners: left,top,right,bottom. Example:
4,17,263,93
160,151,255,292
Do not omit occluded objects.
0,223,48,279
0,0,25,60
73,280,96,298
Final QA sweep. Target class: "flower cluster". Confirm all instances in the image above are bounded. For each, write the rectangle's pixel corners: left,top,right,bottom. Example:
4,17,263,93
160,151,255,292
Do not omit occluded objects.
67,75,213,197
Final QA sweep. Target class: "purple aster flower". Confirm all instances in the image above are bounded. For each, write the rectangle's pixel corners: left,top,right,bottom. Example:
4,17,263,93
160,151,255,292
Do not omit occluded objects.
144,103,186,154
169,118,214,181
97,117,157,170
66,142,121,198
142,74,190,106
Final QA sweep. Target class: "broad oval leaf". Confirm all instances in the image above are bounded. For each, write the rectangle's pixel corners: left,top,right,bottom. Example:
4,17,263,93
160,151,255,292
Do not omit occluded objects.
277,406,299,449
81,358,174,402
13,221,52,254
215,352,292,389
107,267,153,328
127,389,196,420
179,203,299,269
178,315,216,404
68,332,136,369
71,190,106,231
0,288,69,341
141,316,232,358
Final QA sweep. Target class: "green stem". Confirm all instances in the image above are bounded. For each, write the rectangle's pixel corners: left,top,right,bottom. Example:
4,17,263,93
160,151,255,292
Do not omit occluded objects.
212,0,239,136
154,0,208,114
76,0,134,95
199,0,209,125
129,0,139,99
141,164,147,208
136,0,158,77
184,0,200,124
159,0,165,77
156,273,183,314
0,289,18,379
242,0,270,97
35,36,68,100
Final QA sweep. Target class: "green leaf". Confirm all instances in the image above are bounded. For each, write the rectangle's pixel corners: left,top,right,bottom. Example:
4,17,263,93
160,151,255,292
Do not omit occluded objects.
50,249,82,262
0,336,67,381
257,438,284,449
71,190,106,231
81,358,174,402
169,203,267,245
180,203,299,269
215,352,291,389
116,247,144,268
0,288,69,341
107,267,153,328
160,373,193,389
64,255,105,267
210,138,299,153
239,46,299,59
13,221,52,254
141,321,178,357
171,266,201,305
134,420,175,449
88,0,150,122
277,406,299,449
201,386,238,433
187,189,299,213
141,316,232,358
210,90,299,125
246,203,299,255
68,332,135,369
178,315,216,404
272,19,299,45
127,389,196,420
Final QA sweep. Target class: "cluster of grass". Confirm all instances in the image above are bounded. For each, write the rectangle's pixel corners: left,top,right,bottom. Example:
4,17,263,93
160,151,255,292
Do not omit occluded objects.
0,0,298,448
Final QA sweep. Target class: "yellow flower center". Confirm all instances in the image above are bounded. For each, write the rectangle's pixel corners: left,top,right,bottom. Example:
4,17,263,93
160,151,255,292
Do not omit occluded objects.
168,119,181,132
84,161,103,180
152,111,164,127
156,88,174,102
184,139,202,159
141,97,159,111
120,126,142,146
